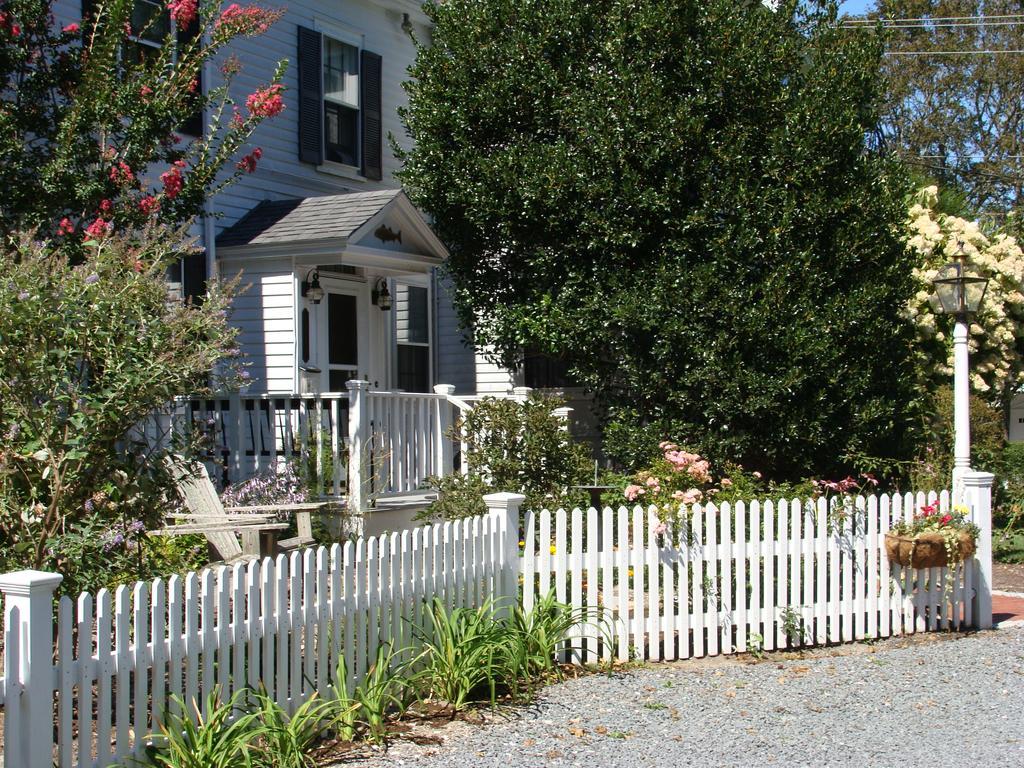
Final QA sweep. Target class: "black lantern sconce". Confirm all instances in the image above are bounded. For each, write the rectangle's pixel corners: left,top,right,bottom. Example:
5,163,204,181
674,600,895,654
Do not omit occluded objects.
371,278,392,311
301,268,324,305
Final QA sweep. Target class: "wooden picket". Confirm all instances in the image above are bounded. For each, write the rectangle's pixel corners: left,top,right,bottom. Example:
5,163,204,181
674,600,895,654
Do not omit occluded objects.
520,491,968,664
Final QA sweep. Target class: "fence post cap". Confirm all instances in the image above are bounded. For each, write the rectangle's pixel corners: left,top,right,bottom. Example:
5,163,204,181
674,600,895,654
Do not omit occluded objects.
0,570,63,597
962,471,996,487
433,384,456,395
345,380,370,391
483,492,526,507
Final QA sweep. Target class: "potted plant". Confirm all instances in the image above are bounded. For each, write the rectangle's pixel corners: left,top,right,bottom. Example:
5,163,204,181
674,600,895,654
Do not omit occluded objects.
884,502,979,569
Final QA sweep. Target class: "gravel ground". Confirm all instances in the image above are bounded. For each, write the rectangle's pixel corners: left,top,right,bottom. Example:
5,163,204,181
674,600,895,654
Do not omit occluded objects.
345,627,1024,768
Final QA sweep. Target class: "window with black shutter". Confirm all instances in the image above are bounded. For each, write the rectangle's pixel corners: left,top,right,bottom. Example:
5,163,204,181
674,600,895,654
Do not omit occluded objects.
296,25,382,178
84,0,204,136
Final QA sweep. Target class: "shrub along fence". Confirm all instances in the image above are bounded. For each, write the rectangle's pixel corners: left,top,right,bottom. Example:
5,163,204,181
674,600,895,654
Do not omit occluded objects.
0,475,995,768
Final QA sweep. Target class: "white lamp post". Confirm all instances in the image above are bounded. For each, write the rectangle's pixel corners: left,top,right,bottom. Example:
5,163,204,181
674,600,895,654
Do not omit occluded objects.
931,242,988,502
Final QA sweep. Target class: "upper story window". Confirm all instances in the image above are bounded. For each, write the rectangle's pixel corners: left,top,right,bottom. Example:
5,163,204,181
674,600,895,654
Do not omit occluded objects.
323,37,360,167
297,25,383,180
127,0,169,64
82,0,203,136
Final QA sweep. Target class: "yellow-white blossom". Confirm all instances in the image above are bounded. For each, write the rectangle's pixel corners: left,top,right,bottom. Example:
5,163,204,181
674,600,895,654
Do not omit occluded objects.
905,187,1024,402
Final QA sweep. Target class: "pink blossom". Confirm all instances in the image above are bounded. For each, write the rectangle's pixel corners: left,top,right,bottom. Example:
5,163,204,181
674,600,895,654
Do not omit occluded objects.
752,471,762,479
62,22,79,34
236,147,263,173
653,521,668,537
140,84,153,98
624,484,645,502
645,475,660,488
160,160,186,199
168,0,198,27
84,219,112,240
98,198,113,216
720,478,733,488
687,459,711,483
215,4,282,36
680,488,703,505
57,217,75,235
138,195,159,215
109,161,134,185
246,84,284,117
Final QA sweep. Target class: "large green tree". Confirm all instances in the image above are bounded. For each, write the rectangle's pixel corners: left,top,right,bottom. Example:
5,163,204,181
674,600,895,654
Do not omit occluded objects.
398,0,921,479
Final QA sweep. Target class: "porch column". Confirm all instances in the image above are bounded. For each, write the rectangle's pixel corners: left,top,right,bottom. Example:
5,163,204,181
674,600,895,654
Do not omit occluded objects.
346,380,370,515
433,384,455,476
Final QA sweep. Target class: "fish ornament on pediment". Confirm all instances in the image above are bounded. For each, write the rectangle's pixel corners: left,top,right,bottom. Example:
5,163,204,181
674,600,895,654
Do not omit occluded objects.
374,225,402,245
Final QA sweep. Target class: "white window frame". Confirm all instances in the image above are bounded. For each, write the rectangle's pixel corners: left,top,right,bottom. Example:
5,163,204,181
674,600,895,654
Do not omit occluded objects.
392,276,433,392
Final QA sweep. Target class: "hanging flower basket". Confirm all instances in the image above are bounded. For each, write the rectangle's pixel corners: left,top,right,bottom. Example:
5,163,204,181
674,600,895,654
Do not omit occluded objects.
884,529,976,569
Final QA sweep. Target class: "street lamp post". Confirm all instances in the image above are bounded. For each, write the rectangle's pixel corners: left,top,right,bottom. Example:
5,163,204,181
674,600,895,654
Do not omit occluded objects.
931,242,988,502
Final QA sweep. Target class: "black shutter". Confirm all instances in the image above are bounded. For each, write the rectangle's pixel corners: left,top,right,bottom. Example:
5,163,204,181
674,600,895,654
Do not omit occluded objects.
297,26,324,165
360,50,383,180
178,17,203,136
182,251,207,305
81,0,98,30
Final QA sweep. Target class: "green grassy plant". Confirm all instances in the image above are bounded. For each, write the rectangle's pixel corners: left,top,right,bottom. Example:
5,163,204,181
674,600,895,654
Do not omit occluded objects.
410,598,510,713
141,689,266,768
251,690,332,768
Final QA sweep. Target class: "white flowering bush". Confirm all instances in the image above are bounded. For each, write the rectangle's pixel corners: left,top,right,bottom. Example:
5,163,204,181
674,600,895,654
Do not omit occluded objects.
905,186,1024,403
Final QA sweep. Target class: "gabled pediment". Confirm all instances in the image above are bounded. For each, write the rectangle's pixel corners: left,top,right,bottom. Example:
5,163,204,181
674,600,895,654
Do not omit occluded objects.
349,191,448,260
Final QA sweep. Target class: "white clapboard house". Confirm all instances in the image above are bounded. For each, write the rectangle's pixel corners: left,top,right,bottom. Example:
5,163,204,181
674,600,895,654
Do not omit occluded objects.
53,0,596,529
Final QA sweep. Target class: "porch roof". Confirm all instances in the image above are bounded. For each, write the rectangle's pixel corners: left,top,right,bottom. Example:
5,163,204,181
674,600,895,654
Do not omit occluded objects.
216,189,403,248
214,189,449,267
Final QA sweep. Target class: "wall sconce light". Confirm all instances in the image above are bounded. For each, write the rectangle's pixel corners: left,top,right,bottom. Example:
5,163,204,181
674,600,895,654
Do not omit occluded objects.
371,278,392,311
401,12,413,35
301,268,324,304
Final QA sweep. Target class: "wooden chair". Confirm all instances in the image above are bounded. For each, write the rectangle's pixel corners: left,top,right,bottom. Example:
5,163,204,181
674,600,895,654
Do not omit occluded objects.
162,459,322,561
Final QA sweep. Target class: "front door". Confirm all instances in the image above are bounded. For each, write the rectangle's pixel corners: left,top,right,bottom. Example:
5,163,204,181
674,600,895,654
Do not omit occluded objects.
321,281,369,391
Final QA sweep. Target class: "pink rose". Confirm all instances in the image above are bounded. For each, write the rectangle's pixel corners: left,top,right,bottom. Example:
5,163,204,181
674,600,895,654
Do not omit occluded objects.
624,484,645,502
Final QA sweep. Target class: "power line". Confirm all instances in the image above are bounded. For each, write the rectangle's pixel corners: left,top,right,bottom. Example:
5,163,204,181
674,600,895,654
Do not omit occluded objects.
843,14,1024,24
885,49,1024,55
848,20,1024,29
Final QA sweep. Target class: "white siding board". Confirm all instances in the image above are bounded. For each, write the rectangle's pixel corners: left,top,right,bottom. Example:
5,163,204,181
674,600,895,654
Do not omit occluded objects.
433,273,476,394
227,262,296,393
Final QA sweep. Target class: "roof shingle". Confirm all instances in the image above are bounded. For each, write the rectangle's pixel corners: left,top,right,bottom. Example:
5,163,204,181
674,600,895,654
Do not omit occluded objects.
216,189,402,248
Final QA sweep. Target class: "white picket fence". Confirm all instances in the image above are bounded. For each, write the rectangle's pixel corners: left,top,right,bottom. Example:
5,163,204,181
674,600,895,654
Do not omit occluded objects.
521,487,993,664
0,477,996,768
0,494,520,768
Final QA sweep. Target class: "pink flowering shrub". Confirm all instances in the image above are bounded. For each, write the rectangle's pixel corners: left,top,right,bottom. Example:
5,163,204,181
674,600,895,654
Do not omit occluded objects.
0,0,286,243
246,85,285,118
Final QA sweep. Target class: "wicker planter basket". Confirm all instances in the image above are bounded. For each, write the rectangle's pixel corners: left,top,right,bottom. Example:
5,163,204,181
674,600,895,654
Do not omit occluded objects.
884,530,976,569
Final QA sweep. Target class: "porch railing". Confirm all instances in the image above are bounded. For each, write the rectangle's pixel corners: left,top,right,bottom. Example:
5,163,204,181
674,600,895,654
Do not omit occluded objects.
162,383,564,513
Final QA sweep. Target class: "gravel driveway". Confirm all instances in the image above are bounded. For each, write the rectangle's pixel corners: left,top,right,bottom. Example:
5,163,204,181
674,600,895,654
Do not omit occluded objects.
348,626,1024,768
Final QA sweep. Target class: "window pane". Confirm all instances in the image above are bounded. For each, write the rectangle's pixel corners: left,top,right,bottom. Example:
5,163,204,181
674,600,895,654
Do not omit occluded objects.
324,38,359,107
396,285,429,345
328,293,358,366
329,369,357,390
132,0,169,44
324,102,358,166
397,345,430,393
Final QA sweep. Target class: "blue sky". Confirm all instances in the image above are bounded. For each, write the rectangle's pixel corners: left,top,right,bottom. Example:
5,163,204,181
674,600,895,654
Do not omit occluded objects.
839,0,875,15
